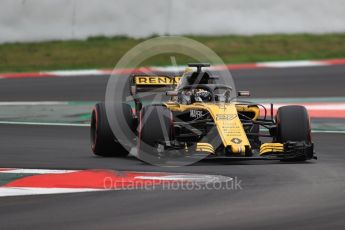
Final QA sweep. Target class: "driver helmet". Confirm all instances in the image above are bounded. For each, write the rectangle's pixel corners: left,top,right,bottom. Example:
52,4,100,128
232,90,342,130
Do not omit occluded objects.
194,89,212,102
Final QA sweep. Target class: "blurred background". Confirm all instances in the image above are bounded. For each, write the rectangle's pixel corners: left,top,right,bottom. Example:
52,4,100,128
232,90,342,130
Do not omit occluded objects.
0,0,345,72
2,0,345,42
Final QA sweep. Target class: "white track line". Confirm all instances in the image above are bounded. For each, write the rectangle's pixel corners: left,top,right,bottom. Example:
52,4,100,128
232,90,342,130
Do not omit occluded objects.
46,70,106,77
0,59,344,79
0,187,104,197
0,169,77,174
312,130,345,134
135,175,232,183
0,101,69,106
0,121,89,127
257,60,329,68
261,103,345,110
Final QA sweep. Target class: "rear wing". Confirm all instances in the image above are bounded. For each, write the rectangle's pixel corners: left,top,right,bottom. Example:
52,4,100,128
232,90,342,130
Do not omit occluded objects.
130,74,181,94
132,75,181,87
129,74,181,113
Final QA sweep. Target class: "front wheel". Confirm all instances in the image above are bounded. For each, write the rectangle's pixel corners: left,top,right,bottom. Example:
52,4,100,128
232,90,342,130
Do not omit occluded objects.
276,105,312,161
138,105,174,160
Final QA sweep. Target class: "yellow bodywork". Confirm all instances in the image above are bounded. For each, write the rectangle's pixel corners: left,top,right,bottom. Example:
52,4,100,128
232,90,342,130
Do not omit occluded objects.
132,71,288,157
260,143,284,155
196,143,215,154
165,102,260,155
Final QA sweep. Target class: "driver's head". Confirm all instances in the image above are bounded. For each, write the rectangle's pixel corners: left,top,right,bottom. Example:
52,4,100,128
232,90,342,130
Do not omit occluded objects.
194,89,212,102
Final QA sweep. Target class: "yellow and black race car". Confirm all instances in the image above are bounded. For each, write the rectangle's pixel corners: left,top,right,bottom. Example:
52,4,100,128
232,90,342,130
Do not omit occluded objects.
91,63,316,163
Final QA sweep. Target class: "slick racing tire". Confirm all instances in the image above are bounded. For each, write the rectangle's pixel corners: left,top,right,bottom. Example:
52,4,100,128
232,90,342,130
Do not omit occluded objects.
138,105,174,159
276,105,312,161
90,102,133,157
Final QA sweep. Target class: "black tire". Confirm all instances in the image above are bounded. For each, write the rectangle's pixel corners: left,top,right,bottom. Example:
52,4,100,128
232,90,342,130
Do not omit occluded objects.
90,102,133,157
276,105,311,161
138,105,174,157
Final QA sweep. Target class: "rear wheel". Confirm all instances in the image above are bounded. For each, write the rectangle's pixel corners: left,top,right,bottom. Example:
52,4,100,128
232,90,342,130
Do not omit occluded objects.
276,105,312,161
90,102,133,157
138,105,174,158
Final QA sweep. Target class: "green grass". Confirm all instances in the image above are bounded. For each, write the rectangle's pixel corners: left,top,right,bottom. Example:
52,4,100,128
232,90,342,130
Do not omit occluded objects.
0,34,345,73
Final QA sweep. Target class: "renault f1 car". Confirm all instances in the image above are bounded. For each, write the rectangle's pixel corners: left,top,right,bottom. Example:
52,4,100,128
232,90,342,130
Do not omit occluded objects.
91,63,316,162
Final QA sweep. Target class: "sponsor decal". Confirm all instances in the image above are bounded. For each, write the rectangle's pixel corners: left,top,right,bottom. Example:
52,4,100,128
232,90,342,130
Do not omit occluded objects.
231,138,242,144
216,114,237,121
190,110,203,119
134,76,181,85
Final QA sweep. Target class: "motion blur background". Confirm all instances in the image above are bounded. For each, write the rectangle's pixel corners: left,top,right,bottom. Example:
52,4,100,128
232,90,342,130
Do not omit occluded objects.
1,0,345,73
1,0,345,43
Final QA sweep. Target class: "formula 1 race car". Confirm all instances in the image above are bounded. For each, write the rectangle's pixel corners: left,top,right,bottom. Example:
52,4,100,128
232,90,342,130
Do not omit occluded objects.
90,63,316,163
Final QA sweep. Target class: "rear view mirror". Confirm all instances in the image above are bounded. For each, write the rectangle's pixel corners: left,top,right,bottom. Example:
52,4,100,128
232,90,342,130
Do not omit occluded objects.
238,91,250,97
166,91,178,96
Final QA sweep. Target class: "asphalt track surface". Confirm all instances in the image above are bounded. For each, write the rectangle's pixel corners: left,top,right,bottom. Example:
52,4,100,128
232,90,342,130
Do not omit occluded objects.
0,66,345,230
1,65,345,101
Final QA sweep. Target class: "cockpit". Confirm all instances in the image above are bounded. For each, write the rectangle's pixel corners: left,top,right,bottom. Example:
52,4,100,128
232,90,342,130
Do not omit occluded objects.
177,85,233,104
